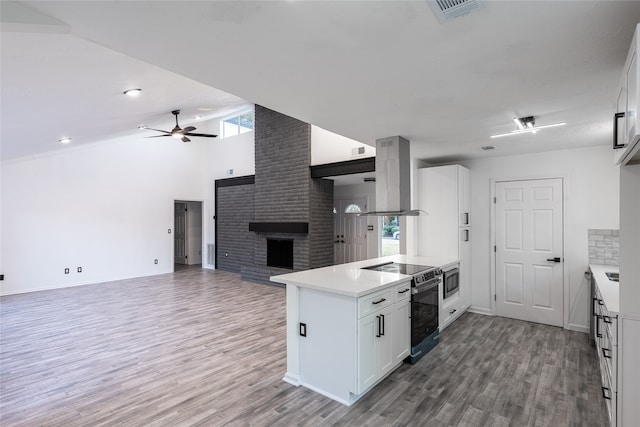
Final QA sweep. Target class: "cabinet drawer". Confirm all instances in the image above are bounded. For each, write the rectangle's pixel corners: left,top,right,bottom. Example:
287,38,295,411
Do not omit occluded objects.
358,288,393,318
393,282,412,302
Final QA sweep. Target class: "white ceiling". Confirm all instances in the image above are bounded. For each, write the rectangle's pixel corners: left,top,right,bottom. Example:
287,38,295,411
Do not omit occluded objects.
2,1,639,163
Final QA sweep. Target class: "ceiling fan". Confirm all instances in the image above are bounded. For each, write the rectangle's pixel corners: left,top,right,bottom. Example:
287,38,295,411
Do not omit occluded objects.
143,110,217,142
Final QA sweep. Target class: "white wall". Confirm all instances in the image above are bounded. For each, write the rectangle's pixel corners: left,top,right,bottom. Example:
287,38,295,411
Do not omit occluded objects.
457,145,619,331
1,135,210,295
311,126,375,165
334,182,378,258
0,111,256,294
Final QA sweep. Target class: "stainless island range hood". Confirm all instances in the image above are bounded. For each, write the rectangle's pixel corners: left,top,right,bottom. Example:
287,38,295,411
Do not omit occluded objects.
360,135,423,216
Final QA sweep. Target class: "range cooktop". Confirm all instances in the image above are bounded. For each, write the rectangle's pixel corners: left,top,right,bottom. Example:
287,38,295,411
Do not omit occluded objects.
362,262,435,275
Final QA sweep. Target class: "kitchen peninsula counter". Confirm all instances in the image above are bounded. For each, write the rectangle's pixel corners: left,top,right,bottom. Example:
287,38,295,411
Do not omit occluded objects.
270,254,458,297
271,254,457,406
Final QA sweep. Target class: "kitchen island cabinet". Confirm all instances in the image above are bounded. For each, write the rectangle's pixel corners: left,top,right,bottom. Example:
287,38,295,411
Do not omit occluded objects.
271,254,456,406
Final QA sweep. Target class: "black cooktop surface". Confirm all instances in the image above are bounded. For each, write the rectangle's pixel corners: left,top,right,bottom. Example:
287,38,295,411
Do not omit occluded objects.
362,262,434,275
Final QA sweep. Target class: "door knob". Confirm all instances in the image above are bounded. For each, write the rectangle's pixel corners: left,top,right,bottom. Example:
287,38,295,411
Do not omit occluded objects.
546,257,561,263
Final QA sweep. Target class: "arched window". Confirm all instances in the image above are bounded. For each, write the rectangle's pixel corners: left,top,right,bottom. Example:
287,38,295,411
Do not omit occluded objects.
344,203,362,214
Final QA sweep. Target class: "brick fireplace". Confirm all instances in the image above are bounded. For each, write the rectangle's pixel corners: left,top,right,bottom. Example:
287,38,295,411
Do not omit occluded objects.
235,105,334,285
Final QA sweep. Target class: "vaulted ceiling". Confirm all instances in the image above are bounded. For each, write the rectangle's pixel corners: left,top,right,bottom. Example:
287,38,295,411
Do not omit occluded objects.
2,1,639,162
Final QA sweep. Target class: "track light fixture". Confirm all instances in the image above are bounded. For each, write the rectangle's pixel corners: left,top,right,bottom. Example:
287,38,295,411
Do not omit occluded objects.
491,116,566,139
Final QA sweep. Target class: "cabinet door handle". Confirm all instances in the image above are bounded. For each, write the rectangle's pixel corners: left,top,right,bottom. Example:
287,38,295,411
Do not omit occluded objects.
398,288,410,294
380,314,385,336
299,322,307,337
592,297,598,316
596,315,602,338
450,309,457,315
376,315,381,338
372,298,386,305
602,348,612,359
602,386,612,400
614,112,626,149
603,315,612,324
463,212,469,225
463,230,469,242
598,299,604,306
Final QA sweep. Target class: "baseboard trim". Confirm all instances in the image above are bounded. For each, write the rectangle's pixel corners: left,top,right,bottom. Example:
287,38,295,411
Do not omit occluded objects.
467,306,493,316
567,323,589,334
283,373,301,387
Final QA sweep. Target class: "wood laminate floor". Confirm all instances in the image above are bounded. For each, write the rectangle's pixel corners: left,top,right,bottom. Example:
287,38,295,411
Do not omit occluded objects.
0,268,607,426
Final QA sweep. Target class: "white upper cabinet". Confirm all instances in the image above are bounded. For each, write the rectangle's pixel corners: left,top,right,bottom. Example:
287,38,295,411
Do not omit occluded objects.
616,23,640,165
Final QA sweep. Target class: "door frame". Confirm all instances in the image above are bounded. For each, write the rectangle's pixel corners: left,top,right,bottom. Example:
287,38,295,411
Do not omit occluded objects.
172,199,205,272
490,174,569,329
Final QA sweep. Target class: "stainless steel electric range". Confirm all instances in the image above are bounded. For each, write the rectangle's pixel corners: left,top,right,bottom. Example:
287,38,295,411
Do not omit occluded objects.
362,262,443,364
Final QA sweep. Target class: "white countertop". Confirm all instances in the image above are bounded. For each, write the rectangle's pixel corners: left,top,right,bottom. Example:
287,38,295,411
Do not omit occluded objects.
270,255,459,298
590,264,620,314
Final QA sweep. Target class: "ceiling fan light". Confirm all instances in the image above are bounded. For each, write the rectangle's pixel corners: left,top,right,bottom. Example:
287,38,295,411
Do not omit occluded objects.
123,88,142,97
172,133,183,140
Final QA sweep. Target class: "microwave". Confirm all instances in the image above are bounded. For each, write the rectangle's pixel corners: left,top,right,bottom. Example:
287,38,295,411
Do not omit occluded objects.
443,266,460,299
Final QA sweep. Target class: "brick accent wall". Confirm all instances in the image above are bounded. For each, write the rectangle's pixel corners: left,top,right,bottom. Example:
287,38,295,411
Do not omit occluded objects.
309,178,334,268
216,183,255,273
253,105,334,270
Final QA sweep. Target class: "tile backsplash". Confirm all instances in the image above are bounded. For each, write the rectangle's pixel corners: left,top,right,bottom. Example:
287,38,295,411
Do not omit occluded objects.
588,229,620,266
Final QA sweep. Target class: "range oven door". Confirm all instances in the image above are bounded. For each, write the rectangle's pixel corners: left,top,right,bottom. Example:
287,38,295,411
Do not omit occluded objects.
411,281,439,346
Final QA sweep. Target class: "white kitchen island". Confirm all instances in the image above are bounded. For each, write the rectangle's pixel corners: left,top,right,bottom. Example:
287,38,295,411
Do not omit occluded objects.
271,254,457,406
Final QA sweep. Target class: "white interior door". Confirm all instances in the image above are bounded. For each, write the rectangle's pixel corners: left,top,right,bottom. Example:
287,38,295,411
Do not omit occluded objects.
495,178,564,327
334,198,368,264
174,202,187,265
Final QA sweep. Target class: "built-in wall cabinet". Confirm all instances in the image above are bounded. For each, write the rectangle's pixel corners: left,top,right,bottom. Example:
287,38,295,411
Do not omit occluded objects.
615,23,640,165
417,165,471,330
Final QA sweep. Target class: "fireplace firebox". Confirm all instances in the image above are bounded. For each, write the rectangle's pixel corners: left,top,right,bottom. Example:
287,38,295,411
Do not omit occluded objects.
267,239,294,269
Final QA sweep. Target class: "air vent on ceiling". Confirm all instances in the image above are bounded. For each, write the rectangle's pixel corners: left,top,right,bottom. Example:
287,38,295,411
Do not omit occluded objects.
427,0,486,23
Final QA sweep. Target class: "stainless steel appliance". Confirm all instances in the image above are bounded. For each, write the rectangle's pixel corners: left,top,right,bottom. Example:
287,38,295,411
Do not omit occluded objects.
362,262,442,364
442,265,460,299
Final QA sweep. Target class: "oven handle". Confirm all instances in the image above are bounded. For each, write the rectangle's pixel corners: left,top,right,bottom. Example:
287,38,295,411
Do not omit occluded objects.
412,280,440,294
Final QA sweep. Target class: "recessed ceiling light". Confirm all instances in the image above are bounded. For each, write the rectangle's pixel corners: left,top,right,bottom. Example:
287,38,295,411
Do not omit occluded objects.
193,115,201,120
481,145,495,150
138,125,147,130
58,137,72,144
123,88,142,97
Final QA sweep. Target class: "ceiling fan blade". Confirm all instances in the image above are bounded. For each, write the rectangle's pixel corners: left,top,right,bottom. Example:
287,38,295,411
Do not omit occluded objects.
145,135,172,138
184,132,218,138
143,127,171,134
182,126,196,133
181,136,191,143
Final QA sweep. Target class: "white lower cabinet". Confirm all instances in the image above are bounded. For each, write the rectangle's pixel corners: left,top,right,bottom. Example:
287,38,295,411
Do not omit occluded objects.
592,275,618,426
357,304,393,393
294,280,411,405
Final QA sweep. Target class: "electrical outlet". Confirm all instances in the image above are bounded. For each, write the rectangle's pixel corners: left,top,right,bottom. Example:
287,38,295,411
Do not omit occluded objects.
65,268,70,274
154,259,158,264
77,267,82,273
